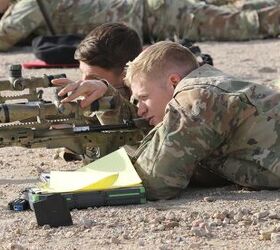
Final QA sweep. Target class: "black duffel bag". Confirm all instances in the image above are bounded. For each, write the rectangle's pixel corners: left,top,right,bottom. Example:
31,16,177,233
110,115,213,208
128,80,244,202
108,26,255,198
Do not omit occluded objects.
32,34,84,64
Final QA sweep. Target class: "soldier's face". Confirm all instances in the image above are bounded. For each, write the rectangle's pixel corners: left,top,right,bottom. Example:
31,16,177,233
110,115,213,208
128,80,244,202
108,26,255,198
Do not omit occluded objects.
131,74,174,126
79,61,123,88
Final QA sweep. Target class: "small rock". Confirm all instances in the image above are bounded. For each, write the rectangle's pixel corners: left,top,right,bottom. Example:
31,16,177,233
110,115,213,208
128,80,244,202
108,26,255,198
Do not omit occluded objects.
223,218,230,225
159,245,170,250
35,166,44,174
271,233,280,243
228,210,235,219
238,220,252,226
213,218,222,226
65,231,73,238
254,211,269,219
27,222,37,230
164,221,179,229
260,227,275,240
176,236,184,242
234,212,243,221
138,239,145,246
209,221,217,227
213,212,225,221
188,242,202,249
202,213,210,219
122,233,130,240
42,225,51,230
9,243,25,250
165,211,176,221
190,211,199,219
239,208,250,215
191,227,209,237
203,196,215,202
81,217,95,228
258,67,277,73
268,211,279,220
110,237,120,244
150,218,160,224
192,219,204,227
157,224,165,231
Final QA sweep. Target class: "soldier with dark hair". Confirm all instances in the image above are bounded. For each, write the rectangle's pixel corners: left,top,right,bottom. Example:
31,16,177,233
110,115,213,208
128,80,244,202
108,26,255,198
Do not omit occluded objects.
53,22,142,162
74,22,142,100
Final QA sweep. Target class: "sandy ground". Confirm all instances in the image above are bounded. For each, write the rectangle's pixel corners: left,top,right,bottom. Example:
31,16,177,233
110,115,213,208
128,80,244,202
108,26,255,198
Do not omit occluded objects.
0,39,280,250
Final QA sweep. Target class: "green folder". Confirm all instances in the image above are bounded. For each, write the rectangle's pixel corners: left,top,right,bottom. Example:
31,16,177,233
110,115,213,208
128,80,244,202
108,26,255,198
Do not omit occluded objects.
25,185,146,210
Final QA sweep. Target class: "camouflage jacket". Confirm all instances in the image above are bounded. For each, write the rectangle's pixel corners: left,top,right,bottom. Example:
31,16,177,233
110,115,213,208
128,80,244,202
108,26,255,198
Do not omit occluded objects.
132,64,280,200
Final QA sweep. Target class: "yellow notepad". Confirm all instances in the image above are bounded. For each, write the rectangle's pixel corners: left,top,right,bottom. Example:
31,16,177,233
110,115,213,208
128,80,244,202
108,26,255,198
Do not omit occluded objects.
78,147,142,188
46,171,118,193
42,147,141,193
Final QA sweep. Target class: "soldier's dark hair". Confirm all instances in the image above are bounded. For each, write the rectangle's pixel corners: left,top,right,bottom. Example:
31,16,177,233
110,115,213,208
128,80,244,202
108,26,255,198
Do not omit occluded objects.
74,23,142,74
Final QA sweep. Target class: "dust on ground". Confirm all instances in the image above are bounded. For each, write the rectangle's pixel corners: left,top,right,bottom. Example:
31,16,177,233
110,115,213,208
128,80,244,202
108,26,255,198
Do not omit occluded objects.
0,39,279,250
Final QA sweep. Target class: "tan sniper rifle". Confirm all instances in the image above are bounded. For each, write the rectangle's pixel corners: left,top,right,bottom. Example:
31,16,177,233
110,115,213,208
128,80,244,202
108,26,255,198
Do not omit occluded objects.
0,65,145,158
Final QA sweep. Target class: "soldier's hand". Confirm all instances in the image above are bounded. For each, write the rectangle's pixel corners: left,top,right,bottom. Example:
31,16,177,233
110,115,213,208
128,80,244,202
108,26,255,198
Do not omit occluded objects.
52,78,108,108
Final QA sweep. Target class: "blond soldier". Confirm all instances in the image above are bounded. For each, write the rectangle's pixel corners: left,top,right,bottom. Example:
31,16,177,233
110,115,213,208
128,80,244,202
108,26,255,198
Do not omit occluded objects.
56,41,280,200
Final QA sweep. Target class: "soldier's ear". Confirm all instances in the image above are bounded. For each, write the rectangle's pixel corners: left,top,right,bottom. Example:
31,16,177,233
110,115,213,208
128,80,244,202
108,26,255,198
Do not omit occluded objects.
168,73,181,88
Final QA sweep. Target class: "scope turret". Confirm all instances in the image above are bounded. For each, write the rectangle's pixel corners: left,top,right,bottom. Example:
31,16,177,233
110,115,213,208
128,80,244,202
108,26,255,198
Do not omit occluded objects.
0,64,66,91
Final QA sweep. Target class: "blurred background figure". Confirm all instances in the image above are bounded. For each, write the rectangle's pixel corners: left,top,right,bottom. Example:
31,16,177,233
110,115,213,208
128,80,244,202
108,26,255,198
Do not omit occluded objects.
0,0,143,51
0,0,279,51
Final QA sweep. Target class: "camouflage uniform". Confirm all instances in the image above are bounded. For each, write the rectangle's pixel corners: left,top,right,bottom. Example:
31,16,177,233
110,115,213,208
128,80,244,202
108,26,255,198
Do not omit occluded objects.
0,0,280,51
144,0,280,41
0,0,143,51
130,64,280,200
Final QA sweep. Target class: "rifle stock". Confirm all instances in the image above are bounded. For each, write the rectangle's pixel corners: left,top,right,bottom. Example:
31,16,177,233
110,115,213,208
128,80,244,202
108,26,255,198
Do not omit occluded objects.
0,122,144,156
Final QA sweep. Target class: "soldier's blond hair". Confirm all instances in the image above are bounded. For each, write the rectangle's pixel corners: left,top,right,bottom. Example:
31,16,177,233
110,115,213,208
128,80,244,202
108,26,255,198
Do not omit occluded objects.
124,41,199,86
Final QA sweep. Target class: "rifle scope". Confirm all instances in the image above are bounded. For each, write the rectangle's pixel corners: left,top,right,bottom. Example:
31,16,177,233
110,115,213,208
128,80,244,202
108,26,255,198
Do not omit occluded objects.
0,64,66,91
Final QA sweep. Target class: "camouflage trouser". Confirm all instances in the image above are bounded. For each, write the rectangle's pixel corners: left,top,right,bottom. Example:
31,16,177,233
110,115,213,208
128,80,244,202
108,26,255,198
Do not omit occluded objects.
208,158,280,190
144,0,280,41
133,166,230,201
134,158,280,201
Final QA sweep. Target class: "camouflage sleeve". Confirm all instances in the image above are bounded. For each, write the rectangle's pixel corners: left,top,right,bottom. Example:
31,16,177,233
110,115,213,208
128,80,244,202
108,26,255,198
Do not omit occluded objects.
131,87,254,200
0,0,43,51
